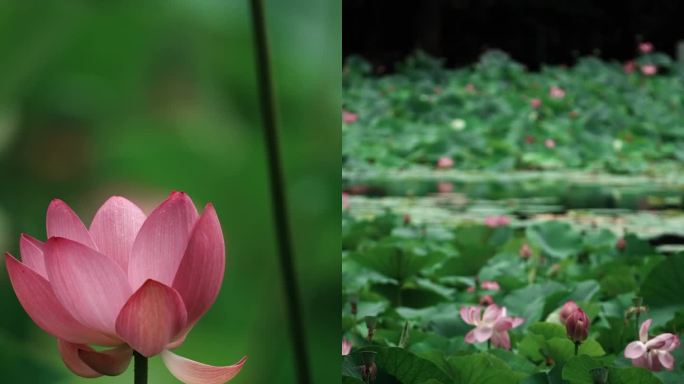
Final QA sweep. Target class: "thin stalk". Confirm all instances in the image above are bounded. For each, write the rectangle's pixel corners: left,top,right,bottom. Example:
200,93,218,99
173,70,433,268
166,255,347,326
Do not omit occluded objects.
248,1,311,384
635,312,640,340
134,351,147,384
487,339,491,351
574,341,580,356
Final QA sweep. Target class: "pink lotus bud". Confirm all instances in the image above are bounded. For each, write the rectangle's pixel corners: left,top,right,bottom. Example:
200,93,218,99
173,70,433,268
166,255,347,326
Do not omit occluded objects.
530,98,542,108
519,244,531,259
616,237,626,251
639,42,653,54
4,193,246,382
467,286,476,293
568,110,579,118
437,182,454,193
549,86,565,99
545,139,556,149
436,156,454,169
481,281,500,291
484,216,509,228
342,192,350,210
403,213,411,225
525,135,536,144
566,308,590,343
342,338,352,356
559,301,579,325
465,83,476,93
479,295,494,306
342,110,358,124
641,64,657,76
624,60,636,74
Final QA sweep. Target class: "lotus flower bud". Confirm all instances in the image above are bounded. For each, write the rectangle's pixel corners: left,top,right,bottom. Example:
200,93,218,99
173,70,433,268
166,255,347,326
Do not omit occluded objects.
342,337,352,356
566,308,590,343
616,237,626,251
519,243,532,259
479,295,493,306
365,316,377,342
403,213,411,225
349,294,358,316
437,156,454,169
559,301,579,325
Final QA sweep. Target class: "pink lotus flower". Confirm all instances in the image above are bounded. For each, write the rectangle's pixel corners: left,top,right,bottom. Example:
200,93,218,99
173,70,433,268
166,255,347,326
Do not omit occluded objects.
342,192,349,210
641,64,658,76
460,304,524,349
549,86,565,99
530,98,542,108
559,300,579,325
624,60,636,74
5,193,245,382
639,42,654,54
342,110,358,124
545,139,556,149
436,156,454,169
484,216,510,228
625,319,680,371
342,338,352,356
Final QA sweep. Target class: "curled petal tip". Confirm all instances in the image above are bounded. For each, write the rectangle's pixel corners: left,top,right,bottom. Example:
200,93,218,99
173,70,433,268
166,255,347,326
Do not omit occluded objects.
161,350,246,384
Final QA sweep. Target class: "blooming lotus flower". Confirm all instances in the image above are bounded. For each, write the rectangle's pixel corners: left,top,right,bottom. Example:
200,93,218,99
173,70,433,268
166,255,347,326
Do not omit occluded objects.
625,319,680,371
559,300,579,325
641,64,657,76
549,86,565,99
565,308,590,343
342,338,352,356
530,98,542,108
545,138,556,149
342,110,358,124
460,304,524,349
436,156,454,169
5,193,245,382
639,42,654,54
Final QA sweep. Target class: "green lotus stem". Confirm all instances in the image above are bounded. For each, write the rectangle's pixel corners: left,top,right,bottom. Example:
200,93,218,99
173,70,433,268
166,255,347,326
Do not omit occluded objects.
134,351,147,384
574,341,580,356
248,0,311,383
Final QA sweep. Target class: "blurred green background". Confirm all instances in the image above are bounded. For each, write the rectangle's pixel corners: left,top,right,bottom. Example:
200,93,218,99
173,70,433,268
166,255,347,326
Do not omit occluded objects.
0,0,340,383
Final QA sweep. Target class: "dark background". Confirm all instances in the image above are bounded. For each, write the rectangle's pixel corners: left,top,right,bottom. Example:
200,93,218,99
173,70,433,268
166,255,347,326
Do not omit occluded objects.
343,0,684,70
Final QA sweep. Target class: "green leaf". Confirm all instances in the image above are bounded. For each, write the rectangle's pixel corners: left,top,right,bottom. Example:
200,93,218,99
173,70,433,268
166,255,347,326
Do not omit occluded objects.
547,337,605,364
351,240,443,281
446,353,526,384
358,346,451,384
561,355,606,384
607,366,662,384
640,253,684,326
526,221,582,259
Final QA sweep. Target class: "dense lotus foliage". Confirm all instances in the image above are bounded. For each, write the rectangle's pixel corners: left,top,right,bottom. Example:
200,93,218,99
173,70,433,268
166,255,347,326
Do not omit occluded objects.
342,48,684,383
343,49,683,175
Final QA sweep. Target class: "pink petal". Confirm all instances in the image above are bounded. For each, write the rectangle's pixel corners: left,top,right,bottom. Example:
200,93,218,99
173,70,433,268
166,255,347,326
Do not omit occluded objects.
46,199,96,249
172,204,225,326
640,319,652,343
464,329,478,344
472,325,494,342
129,192,199,290
657,352,675,370
646,333,678,351
19,234,47,278
57,340,101,378
90,196,146,272
44,238,132,335
624,341,647,359
460,306,481,325
115,280,187,357
493,317,513,332
483,304,502,323
161,350,246,384
510,317,525,328
78,344,133,376
5,253,118,345
491,330,511,349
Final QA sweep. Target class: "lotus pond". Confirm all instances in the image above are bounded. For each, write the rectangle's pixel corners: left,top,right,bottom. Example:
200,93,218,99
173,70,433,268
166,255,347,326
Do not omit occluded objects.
342,51,684,383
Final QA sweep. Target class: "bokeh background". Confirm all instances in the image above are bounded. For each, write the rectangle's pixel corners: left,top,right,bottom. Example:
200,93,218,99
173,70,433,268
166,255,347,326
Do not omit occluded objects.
0,0,340,383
